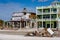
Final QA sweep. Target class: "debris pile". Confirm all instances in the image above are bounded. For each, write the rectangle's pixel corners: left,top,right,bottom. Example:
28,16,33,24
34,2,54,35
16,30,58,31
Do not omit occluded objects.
25,28,54,37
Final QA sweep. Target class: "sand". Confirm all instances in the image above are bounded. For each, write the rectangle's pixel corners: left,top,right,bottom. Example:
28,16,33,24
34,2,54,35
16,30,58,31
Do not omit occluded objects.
0,34,59,40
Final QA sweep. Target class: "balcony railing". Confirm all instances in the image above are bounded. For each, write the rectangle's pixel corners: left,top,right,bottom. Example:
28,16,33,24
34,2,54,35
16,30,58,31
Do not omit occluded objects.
36,11,58,15
36,18,57,21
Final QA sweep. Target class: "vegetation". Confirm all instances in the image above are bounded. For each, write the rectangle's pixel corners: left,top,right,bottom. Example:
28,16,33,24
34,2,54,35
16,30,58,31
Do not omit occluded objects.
0,19,4,28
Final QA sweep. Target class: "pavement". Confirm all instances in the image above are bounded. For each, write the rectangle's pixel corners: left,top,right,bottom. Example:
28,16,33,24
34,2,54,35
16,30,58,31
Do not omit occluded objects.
0,34,60,40
0,28,59,37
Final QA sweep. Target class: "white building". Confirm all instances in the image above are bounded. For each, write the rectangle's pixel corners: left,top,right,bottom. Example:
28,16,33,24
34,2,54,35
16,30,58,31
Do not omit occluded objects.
7,8,36,29
36,1,60,30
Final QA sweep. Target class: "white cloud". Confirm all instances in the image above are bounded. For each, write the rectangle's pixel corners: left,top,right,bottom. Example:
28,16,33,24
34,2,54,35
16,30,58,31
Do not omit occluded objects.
38,0,48,2
32,0,48,2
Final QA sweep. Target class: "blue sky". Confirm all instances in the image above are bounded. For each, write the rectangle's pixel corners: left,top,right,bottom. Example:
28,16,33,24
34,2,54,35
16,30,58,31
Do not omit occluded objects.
0,0,60,21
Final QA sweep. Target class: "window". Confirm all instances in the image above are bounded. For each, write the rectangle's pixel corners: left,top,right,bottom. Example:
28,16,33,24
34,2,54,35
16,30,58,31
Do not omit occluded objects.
47,24,50,28
43,15,50,19
51,14,57,18
43,9,50,13
38,9,42,13
43,22,46,28
51,8,57,12
37,15,42,19
57,2,60,5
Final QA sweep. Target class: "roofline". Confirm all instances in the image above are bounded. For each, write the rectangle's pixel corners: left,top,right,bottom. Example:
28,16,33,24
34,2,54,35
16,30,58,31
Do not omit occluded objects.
13,12,36,14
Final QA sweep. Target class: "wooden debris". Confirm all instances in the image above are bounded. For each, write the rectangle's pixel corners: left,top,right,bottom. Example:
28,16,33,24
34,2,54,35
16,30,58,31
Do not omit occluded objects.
25,28,54,37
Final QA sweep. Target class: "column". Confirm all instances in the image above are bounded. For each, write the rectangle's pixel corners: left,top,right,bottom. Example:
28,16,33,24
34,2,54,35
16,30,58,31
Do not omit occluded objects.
58,22,60,30
27,21,29,28
35,18,37,28
26,21,27,28
19,21,21,29
26,21,29,28
57,9,59,30
12,22,14,29
34,21,37,28
36,9,38,29
28,21,30,28
3,22,5,28
24,22,25,28
50,8,51,28
30,21,32,28
7,22,8,28
42,8,43,28
34,19,36,28
20,22,21,29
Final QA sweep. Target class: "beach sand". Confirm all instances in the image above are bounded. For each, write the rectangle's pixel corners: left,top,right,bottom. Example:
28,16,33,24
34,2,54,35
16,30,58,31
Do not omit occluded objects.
0,34,59,40
0,29,59,40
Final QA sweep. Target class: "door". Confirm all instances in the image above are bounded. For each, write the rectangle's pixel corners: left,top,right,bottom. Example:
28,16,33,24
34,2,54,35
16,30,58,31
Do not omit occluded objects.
43,22,46,28
32,23,34,28
54,22,56,28
47,24,50,28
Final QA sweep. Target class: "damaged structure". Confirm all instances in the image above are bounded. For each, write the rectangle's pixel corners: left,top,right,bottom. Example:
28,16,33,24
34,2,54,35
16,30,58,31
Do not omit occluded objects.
7,8,36,29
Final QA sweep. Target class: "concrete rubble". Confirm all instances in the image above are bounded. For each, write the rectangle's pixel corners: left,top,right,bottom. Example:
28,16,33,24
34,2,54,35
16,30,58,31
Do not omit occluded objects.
26,28,56,37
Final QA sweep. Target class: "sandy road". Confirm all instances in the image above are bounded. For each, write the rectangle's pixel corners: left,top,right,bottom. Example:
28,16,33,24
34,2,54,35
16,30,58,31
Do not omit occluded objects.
0,34,59,40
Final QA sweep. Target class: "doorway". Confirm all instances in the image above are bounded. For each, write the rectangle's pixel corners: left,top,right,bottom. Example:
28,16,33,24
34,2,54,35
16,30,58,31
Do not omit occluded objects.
43,22,46,28
47,24,50,28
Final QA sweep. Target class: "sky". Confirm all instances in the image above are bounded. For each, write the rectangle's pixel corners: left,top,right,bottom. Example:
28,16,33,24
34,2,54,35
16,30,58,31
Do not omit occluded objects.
0,0,60,21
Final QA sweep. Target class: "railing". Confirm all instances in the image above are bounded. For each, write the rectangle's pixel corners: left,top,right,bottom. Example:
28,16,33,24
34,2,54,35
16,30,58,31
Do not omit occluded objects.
51,18,57,21
36,12,57,15
36,18,57,21
51,11,57,14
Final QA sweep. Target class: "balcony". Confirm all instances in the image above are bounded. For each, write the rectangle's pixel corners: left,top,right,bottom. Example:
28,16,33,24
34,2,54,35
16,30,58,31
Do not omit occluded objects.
36,19,43,21
36,19,50,21
36,18,57,21
36,11,42,15
37,11,58,15
43,12,50,14
51,11,57,14
51,18,57,21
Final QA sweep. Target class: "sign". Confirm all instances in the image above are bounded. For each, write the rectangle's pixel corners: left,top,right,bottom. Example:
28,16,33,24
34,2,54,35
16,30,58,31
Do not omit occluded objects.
47,28,54,35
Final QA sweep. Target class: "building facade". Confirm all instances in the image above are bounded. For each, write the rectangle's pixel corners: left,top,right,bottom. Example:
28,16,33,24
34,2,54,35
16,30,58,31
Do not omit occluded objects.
7,8,36,29
36,1,60,29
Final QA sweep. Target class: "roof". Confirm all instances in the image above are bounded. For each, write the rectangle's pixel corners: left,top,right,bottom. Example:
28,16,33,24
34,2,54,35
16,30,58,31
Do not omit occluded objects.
50,0,60,6
36,1,60,9
13,12,36,14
